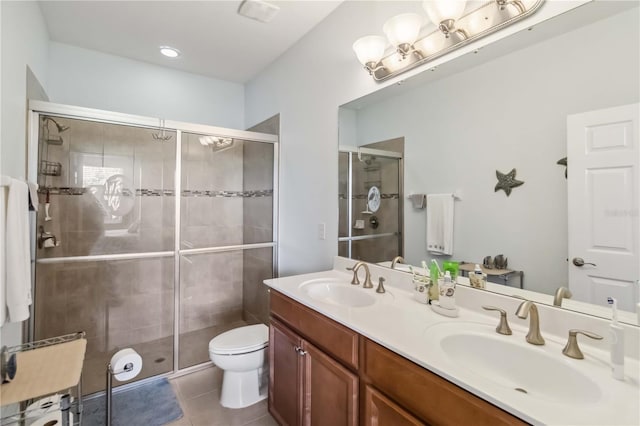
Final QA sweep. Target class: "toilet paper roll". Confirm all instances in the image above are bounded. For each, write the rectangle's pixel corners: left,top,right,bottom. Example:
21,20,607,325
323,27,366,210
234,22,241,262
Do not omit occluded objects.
25,394,64,422
29,411,74,426
110,348,143,382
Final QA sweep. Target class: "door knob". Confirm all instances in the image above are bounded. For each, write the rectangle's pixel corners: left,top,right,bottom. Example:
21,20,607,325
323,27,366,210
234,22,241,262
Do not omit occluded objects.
572,257,596,267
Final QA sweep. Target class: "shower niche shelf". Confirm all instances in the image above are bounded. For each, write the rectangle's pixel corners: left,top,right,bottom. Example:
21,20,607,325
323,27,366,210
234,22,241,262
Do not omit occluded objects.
39,160,62,176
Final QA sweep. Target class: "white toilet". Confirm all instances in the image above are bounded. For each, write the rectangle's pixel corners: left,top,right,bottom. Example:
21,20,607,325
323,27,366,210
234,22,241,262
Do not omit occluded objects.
208,324,269,409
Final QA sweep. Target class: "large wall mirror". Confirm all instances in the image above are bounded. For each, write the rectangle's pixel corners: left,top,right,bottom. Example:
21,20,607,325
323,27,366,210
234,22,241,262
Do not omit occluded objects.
338,1,639,325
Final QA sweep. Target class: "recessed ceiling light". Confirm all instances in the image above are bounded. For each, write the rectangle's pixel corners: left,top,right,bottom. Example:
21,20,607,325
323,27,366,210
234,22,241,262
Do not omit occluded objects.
159,46,181,58
238,0,280,23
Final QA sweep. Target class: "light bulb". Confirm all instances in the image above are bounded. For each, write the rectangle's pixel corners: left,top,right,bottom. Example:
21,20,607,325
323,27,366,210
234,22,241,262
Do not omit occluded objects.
383,13,423,50
352,36,387,67
461,7,495,35
423,0,467,26
414,33,445,57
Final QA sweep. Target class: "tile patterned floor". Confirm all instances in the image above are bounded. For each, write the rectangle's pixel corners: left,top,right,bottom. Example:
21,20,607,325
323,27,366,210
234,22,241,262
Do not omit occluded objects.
166,366,277,426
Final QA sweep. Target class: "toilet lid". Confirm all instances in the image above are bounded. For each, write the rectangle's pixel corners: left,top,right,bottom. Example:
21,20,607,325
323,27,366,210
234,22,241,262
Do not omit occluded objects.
209,324,269,355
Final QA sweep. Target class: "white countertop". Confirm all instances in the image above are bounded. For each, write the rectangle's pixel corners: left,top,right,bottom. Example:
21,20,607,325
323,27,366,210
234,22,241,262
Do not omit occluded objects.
376,261,640,326
264,258,640,426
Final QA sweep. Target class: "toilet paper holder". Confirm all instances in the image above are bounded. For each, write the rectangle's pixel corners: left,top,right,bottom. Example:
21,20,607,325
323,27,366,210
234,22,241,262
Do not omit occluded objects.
106,349,142,426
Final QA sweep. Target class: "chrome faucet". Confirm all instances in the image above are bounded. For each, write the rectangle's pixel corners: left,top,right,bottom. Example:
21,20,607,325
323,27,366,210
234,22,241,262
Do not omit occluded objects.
553,286,573,307
390,256,405,269
346,261,374,288
515,300,545,345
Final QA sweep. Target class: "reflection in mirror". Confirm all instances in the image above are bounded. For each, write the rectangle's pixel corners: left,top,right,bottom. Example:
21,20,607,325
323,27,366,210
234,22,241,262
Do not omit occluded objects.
338,1,639,324
338,141,404,262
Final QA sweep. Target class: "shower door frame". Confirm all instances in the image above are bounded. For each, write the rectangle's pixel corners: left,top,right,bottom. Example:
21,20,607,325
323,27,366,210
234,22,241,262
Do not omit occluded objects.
338,145,404,259
27,100,280,383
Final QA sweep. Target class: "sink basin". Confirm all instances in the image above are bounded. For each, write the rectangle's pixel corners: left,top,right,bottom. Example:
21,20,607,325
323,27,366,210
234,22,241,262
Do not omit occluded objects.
299,278,378,308
423,322,602,404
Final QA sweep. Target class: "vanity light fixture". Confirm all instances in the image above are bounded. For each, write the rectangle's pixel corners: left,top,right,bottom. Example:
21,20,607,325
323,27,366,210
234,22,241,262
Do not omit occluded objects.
423,0,467,39
352,0,544,81
159,46,181,58
352,36,387,75
383,13,424,60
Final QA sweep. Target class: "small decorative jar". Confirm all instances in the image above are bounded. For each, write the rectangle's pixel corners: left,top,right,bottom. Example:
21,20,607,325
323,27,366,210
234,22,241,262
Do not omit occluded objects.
413,277,431,304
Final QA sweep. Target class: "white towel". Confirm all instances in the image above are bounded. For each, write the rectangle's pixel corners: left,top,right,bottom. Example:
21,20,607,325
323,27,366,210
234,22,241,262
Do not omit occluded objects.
426,194,454,256
3,178,32,323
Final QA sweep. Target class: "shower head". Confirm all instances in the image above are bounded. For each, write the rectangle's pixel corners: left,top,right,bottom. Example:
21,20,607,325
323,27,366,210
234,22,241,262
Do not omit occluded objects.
43,117,70,133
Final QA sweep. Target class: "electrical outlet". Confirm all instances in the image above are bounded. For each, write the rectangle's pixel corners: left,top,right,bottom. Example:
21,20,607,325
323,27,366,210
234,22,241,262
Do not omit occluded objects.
318,223,326,240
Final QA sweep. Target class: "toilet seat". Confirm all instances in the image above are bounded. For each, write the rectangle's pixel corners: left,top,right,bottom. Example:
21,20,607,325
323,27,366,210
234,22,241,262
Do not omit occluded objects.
209,324,268,355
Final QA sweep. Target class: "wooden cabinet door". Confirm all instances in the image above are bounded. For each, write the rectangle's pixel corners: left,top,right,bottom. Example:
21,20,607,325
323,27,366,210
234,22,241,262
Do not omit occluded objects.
269,319,304,426
363,385,424,426
302,341,358,426
361,338,525,426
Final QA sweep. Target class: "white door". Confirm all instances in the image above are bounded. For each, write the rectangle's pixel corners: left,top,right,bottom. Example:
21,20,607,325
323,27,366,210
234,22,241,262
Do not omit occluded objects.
567,103,639,312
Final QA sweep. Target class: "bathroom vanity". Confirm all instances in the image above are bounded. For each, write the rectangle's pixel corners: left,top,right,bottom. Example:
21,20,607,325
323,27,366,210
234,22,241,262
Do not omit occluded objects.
269,290,521,425
265,257,640,425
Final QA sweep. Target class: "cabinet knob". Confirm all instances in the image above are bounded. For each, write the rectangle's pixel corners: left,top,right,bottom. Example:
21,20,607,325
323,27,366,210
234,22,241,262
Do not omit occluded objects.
294,346,307,356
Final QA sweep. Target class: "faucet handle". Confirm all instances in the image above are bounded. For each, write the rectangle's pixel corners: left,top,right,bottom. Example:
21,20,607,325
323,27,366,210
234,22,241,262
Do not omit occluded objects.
562,329,603,359
346,267,360,285
376,277,386,294
482,306,512,335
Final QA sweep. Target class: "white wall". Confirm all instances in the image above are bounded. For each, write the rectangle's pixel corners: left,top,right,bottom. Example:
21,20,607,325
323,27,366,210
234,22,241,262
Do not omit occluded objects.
0,0,50,347
352,9,639,295
244,1,588,277
1,1,49,178
47,42,245,129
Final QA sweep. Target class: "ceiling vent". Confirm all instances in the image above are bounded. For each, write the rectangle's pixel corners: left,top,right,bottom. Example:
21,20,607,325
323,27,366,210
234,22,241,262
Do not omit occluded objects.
238,0,280,23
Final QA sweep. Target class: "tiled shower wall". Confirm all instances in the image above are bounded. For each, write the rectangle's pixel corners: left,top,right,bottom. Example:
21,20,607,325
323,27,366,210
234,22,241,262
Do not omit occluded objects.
35,258,175,394
243,115,278,325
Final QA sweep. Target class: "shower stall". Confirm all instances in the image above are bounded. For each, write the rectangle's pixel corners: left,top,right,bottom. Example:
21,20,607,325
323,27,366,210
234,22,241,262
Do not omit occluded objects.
338,143,403,263
28,101,278,395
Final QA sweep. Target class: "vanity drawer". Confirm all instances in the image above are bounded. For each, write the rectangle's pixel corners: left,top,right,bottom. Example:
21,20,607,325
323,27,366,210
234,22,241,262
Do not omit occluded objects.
270,290,358,370
361,338,526,426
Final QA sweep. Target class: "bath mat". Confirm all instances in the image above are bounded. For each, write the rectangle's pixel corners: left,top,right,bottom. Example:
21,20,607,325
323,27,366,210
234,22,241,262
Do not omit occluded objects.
82,378,183,426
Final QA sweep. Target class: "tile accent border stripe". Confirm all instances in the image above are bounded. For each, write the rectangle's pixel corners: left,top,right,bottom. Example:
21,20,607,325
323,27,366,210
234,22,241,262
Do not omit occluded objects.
38,188,274,198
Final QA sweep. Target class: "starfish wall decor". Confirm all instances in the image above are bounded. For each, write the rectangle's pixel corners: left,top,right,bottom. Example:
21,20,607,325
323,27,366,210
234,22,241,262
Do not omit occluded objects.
495,168,524,196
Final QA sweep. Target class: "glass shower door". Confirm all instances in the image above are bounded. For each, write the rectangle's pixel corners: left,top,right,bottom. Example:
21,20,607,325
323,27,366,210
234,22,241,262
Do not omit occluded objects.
178,133,276,369
338,148,403,263
33,116,176,395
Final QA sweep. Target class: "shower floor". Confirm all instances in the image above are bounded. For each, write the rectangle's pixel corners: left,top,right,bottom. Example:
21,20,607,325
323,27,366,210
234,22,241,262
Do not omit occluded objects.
81,320,251,396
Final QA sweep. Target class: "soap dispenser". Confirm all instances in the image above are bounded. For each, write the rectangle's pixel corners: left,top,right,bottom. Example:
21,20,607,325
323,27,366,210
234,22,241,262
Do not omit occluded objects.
439,271,456,309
